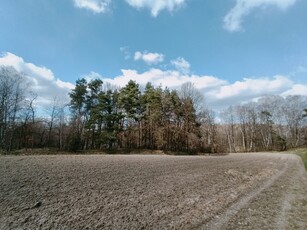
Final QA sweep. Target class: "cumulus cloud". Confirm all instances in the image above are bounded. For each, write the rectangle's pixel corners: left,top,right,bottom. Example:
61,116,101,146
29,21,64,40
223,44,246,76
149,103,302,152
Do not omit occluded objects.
171,57,190,74
125,0,186,17
90,68,225,93
2,53,305,112
134,51,164,65
209,75,292,100
224,0,297,32
90,69,305,110
73,0,111,13
5,52,303,111
0,52,74,107
81,71,106,83
282,84,307,96
206,75,296,109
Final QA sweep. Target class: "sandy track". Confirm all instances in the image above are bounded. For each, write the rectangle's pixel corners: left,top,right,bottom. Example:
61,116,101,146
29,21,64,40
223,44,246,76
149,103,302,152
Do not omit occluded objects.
0,153,306,229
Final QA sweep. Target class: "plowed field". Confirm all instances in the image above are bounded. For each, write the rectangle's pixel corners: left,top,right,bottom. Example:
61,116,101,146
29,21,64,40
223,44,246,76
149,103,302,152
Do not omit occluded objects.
0,153,306,229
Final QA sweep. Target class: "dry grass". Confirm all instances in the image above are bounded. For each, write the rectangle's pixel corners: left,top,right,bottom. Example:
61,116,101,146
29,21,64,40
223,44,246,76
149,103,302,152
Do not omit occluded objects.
293,148,307,170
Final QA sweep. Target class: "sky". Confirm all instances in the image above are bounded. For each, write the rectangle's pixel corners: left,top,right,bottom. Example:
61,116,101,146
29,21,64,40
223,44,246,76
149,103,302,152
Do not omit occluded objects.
0,0,307,110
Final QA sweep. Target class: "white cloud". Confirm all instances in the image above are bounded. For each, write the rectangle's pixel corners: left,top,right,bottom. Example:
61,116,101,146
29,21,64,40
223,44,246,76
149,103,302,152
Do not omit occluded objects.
97,69,304,110
282,84,307,96
171,57,190,74
5,51,303,111
224,0,297,32
95,68,226,93
55,79,75,89
206,75,295,109
73,0,111,14
134,51,164,65
125,0,186,17
0,52,74,107
209,75,292,100
82,71,106,82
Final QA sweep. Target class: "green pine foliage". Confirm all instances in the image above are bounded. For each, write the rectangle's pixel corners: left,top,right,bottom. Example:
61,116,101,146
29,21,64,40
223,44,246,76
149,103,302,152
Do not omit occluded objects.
69,79,203,153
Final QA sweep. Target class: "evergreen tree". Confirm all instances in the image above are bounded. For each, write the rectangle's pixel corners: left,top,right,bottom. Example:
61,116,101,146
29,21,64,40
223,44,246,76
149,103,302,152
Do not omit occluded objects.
141,83,163,149
84,79,103,149
69,78,88,151
98,89,122,149
118,80,141,148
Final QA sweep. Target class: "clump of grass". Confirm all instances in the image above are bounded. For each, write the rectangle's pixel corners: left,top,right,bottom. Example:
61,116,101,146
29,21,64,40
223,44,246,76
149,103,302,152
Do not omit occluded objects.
294,148,307,170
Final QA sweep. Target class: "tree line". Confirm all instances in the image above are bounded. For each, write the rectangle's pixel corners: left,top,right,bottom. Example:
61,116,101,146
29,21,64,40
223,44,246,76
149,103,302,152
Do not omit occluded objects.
68,78,203,153
1,66,307,154
220,95,307,152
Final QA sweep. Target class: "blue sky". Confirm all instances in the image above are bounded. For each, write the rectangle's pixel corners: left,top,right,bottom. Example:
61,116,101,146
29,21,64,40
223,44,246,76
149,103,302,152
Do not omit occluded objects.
0,0,307,109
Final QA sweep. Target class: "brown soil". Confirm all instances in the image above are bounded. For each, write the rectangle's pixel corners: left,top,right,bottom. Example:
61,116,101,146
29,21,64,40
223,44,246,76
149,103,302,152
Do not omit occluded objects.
0,153,306,229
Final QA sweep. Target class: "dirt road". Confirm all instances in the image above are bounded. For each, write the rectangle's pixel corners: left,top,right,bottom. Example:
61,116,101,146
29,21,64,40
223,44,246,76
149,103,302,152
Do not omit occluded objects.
0,153,306,229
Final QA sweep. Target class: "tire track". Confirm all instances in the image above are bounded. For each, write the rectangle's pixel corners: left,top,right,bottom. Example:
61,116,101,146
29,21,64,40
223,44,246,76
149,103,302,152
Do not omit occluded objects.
202,157,289,230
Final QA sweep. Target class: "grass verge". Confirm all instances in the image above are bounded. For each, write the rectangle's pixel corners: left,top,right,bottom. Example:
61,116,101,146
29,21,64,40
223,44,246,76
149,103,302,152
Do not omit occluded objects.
293,148,307,170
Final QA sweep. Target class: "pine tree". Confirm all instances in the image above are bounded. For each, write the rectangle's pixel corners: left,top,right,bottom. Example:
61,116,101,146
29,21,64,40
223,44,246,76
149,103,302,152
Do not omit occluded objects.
69,78,88,151
98,89,122,149
84,79,103,149
118,80,141,148
141,83,163,149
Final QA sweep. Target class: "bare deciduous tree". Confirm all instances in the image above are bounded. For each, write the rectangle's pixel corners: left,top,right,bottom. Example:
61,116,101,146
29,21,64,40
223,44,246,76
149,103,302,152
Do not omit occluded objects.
0,66,26,151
